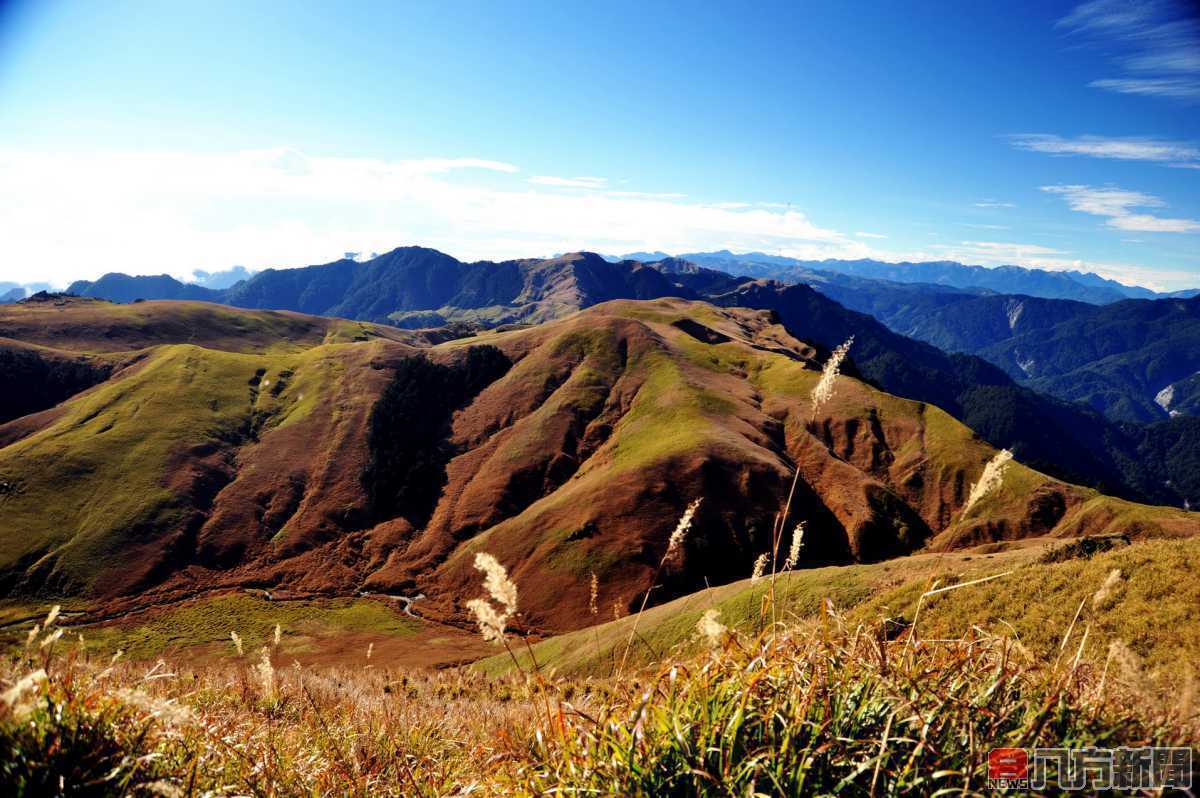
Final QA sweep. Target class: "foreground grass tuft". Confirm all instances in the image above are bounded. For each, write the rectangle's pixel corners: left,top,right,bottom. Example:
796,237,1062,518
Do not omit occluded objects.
518,617,1189,795
3,590,1195,796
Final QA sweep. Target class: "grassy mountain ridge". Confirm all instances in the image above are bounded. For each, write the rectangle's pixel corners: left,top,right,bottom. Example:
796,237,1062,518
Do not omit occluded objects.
62,250,1200,428
40,250,1200,506
0,296,1194,634
696,280,1196,507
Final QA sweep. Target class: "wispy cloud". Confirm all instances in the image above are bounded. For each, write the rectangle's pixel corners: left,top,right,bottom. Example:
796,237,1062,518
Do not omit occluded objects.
527,175,687,198
1010,133,1200,167
1059,0,1200,101
961,223,1010,230
410,157,521,174
854,231,887,239
528,175,609,189
1089,77,1200,99
958,240,1068,257
974,199,1015,208
606,190,688,199
1042,184,1200,232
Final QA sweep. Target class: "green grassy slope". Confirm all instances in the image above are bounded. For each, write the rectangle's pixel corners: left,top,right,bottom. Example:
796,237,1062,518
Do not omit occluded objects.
0,298,421,597
1,296,1195,638
481,536,1200,686
0,344,285,593
411,298,1193,631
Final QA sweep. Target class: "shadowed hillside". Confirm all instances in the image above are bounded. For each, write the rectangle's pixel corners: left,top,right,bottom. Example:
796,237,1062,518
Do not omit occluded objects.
0,296,1194,633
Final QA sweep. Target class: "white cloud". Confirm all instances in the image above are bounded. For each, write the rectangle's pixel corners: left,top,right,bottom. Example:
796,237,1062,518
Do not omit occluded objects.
961,223,1010,230
0,147,879,285
1010,134,1200,165
607,190,688,199
1060,0,1200,102
406,157,521,174
854,231,886,239
1106,214,1200,233
959,241,1068,257
1042,184,1200,233
1089,77,1200,99
528,175,609,189
1,146,1192,291
974,199,1015,208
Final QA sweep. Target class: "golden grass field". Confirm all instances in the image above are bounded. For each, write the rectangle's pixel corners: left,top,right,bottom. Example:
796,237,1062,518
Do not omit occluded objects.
3,533,1197,796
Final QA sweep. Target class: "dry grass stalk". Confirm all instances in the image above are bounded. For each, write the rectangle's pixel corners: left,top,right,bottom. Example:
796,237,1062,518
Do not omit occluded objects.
0,669,47,719
771,336,853,571
618,499,702,674
907,571,1013,650
38,628,64,649
1099,639,1142,702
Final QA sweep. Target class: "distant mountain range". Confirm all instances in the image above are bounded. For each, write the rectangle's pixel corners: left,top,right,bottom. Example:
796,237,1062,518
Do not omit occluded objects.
19,246,1199,508
66,249,687,327
630,251,1198,304
55,247,1200,425
836,291,1200,424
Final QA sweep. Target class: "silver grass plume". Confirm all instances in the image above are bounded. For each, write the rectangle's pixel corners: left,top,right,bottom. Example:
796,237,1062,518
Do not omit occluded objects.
962,449,1013,515
811,336,854,417
783,522,805,571
751,552,770,583
466,552,519,645
696,609,727,648
1092,568,1123,611
665,499,701,564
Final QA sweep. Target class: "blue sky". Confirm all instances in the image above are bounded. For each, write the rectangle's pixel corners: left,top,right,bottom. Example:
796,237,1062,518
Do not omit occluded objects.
0,0,1197,289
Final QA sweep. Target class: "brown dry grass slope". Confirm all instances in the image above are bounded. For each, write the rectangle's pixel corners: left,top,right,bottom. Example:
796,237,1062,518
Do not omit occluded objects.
0,296,1194,636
